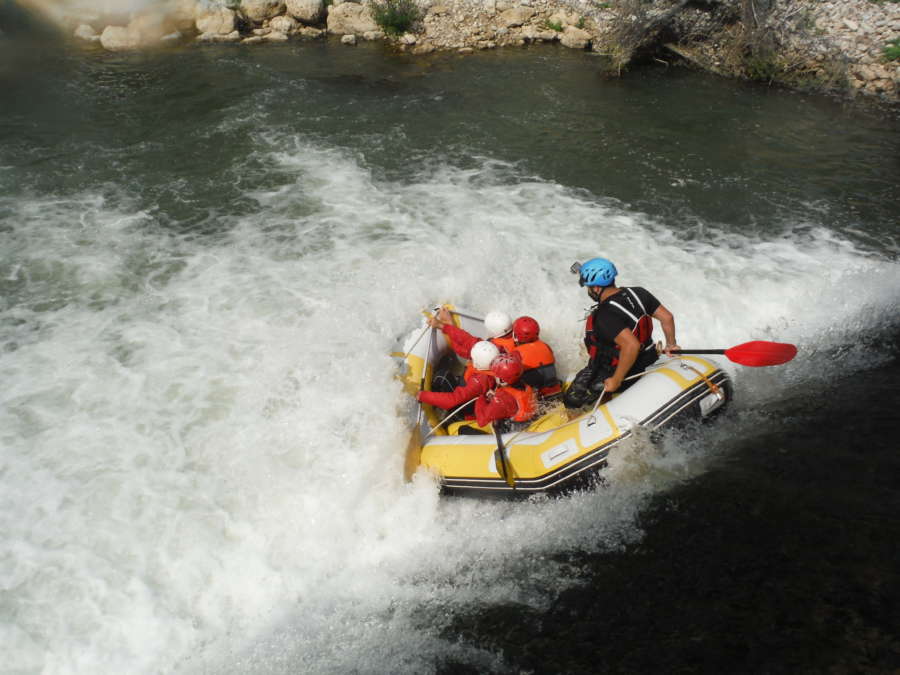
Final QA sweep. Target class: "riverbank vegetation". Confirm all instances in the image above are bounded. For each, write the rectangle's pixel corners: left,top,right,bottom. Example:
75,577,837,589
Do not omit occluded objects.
596,0,851,93
370,0,421,36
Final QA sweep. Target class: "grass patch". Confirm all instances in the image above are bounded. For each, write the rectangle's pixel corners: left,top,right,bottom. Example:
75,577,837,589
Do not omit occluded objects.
544,20,564,32
370,0,422,36
884,38,900,61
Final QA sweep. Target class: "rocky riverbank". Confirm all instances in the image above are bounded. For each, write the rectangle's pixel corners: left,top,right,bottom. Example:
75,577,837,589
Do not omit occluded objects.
56,0,900,101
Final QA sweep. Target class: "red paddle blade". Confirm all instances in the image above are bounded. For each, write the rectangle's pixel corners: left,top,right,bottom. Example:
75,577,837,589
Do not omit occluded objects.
724,341,797,367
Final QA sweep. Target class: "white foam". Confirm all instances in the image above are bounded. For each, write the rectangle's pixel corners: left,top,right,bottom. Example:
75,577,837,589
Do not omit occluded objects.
1,136,898,673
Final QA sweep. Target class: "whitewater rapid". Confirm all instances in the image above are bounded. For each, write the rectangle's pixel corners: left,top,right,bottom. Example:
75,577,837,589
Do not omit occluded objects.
2,129,898,673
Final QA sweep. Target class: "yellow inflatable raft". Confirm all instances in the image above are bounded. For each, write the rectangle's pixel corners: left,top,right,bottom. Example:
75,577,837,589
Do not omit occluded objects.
394,307,731,496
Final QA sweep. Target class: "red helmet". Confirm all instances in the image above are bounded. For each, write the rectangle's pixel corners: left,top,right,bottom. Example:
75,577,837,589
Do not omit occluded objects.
512,316,540,344
490,352,524,385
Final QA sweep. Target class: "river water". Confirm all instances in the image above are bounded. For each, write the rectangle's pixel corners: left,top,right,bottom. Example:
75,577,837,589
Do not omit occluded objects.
1,20,899,675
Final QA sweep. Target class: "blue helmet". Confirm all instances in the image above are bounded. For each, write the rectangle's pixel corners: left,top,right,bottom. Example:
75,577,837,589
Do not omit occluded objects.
576,257,618,287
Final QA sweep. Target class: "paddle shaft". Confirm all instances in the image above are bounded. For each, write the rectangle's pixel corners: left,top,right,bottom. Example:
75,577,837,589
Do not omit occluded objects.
669,349,725,355
493,426,515,489
413,322,437,429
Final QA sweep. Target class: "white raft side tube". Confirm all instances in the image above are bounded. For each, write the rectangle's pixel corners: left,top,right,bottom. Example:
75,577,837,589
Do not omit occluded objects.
415,355,723,450
603,361,691,424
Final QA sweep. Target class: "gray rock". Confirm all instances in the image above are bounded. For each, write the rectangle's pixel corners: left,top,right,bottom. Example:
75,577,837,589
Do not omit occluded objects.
197,30,242,42
196,7,236,35
74,24,99,41
270,15,299,33
497,6,534,28
298,26,326,38
100,26,140,51
327,2,378,35
286,0,325,25
242,1,286,24
560,25,590,49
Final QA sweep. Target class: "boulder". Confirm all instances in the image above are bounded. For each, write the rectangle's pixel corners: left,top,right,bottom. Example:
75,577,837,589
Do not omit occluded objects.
196,7,236,35
497,6,534,28
241,0,286,23
522,26,559,42
99,25,141,50
341,33,357,45
286,0,325,24
298,26,326,38
74,24,100,41
327,2,378,35
270,15,299,33
560,25,591,49
168,0,200,32
197,30,241,42
548,10,580,27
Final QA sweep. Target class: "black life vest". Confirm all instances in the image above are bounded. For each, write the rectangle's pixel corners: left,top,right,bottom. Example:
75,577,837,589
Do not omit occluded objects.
584,288,655,367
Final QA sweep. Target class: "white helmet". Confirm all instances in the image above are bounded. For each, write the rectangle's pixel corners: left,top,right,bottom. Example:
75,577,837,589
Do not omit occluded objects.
484,311,512,339
471,341,500,371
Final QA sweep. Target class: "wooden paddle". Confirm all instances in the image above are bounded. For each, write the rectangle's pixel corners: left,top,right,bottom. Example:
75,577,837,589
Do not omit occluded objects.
668,340,797,367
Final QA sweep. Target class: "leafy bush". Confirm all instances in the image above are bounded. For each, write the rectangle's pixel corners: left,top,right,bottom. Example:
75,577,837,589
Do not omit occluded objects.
884,38,900,61
370,0,422,36
544,20,564,32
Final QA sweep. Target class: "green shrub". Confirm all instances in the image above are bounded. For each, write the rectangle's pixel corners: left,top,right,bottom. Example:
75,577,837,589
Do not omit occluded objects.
576,17,587,29
544,19,564,32
884,38,900,61
370,0,422,36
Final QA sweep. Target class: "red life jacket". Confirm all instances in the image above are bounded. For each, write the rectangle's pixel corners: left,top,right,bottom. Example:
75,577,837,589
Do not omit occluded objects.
496,383,537,422
585,288,655,366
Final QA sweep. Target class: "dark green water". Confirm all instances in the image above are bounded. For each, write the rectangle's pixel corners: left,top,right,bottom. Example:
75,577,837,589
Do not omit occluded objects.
3,36,899,243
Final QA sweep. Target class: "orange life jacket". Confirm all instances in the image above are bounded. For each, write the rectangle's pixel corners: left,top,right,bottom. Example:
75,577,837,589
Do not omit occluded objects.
491,334,516,354
497,383,537,422
512,340,561,396
462,362,493,382
514,340,553,369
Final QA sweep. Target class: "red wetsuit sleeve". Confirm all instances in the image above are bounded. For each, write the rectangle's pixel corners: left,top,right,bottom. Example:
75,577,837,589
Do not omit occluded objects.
475,389,518,427
441,324,480,360
418,373,494,410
